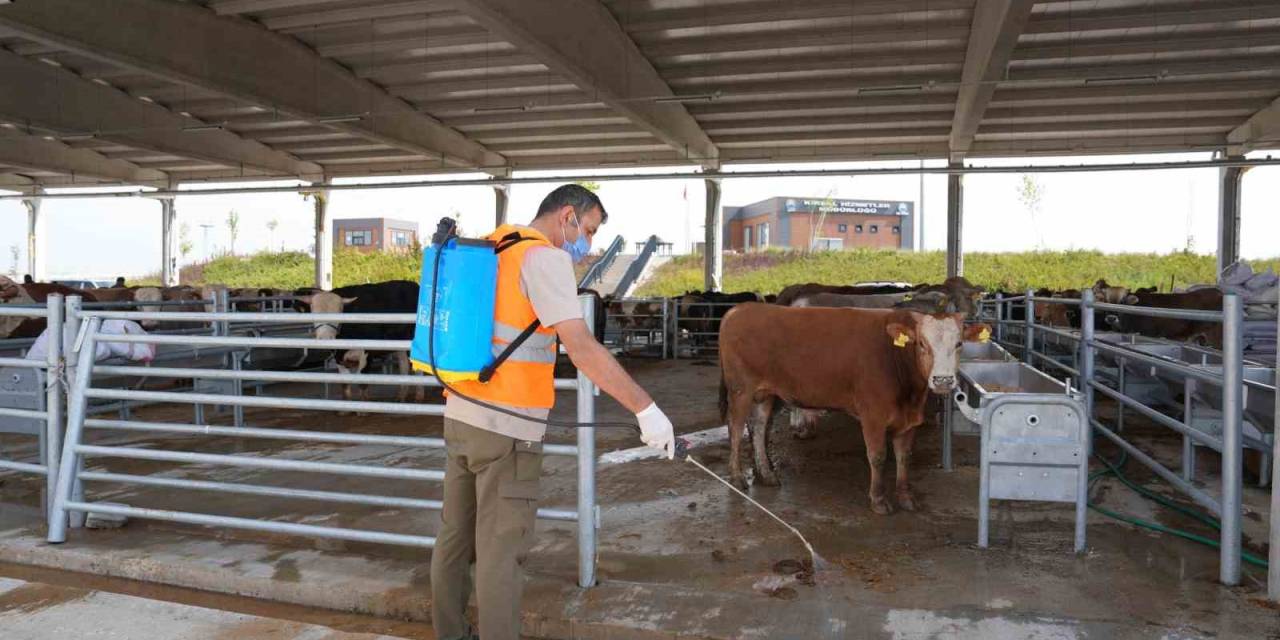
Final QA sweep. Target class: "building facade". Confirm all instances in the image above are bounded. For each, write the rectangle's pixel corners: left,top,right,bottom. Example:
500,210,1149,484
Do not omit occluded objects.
332,218,419,252
724,197,915,251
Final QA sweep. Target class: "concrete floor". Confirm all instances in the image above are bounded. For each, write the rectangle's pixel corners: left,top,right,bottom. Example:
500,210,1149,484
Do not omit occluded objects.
0,358,1277,639
0,571,417,639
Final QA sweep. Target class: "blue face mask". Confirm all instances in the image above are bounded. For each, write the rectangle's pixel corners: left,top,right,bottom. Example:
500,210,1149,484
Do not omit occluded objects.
562,213,592,264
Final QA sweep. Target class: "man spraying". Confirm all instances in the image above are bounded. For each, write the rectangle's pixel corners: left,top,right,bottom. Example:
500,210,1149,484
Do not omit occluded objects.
430,184,675,640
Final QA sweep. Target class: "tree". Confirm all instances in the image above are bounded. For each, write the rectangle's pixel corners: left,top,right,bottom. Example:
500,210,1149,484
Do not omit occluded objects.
226,210,240,255
178,222,193,262
574,180,601,192
266,217,279,251
1016,174,1046,249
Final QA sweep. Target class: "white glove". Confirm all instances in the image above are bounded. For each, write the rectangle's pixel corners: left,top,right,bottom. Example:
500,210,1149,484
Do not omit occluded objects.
636,402,675,460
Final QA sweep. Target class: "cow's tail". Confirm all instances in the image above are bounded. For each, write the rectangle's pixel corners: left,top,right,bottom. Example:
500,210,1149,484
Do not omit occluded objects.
718,375,728,422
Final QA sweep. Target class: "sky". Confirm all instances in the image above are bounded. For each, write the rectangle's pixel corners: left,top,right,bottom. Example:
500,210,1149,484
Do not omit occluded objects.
0,151,1277,280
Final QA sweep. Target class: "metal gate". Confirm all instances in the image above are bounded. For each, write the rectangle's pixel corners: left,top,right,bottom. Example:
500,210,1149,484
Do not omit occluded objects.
0,294,63,519
47,294,602,588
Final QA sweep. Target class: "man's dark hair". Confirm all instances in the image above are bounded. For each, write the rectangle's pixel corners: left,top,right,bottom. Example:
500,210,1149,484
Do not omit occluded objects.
534,184,608,223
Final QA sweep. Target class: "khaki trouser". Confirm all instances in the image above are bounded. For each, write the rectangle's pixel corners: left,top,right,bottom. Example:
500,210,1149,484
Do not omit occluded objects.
431,418,543,640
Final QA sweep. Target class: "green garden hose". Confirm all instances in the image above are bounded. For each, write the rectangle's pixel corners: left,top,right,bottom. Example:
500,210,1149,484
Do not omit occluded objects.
1088,449,1268,569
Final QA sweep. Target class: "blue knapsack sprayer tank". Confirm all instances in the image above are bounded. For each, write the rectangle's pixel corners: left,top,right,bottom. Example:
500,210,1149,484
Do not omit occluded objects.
411,218,498,382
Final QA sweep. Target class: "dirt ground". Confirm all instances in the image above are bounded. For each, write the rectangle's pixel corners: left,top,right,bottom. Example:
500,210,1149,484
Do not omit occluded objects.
0,356,1277,638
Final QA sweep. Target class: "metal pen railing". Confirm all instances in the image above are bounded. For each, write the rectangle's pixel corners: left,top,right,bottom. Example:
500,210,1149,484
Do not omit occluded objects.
46,294,602,588
0,294,63,520
603,297,670,358
977,288,1278,586
611,235,661,298
578,235,625,290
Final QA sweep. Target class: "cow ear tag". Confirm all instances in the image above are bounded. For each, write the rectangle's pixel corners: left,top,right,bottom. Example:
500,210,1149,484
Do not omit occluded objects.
894,333,911,348
978,327,991,343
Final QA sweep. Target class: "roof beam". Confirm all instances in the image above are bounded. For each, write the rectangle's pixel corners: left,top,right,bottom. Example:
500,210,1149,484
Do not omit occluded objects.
0,49,321,180
1228,95,1280,153
949,0,1035,161
0,0,506,170
452,0,718,167
0,133,167,185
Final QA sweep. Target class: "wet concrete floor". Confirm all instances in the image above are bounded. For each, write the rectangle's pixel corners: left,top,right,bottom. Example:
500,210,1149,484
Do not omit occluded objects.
0,358,1277,638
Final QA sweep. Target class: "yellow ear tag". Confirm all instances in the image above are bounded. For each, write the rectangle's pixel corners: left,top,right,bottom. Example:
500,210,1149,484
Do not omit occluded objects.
903,294,913,301
894,333,910,348
978,327,991,343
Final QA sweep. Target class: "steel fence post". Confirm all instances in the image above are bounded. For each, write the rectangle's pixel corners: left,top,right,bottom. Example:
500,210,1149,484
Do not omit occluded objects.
576,294,597,588
1269,302,1280,601
1024,289,1035,365
43,294,63,523
48,316,100,543
1220,293,1243,586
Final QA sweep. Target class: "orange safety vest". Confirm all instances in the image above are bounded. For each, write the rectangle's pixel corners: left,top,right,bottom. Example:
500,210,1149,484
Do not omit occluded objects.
449,225,560,409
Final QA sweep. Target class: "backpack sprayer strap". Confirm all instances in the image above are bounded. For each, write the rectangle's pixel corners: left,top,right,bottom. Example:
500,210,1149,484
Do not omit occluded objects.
478,318,543,382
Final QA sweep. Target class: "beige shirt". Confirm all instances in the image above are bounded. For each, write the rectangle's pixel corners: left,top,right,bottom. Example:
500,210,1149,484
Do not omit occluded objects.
444,235,584,442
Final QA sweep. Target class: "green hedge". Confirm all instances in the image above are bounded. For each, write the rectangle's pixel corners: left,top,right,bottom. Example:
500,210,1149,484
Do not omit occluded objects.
634,249,1280,297
148,248,1280,296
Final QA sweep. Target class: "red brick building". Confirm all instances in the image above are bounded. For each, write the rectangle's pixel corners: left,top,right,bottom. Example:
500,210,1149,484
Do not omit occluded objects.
332,218,419,252
724,196,915,251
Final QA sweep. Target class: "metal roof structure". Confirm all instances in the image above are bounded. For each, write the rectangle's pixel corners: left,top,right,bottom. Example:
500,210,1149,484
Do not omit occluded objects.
0,0,1278,190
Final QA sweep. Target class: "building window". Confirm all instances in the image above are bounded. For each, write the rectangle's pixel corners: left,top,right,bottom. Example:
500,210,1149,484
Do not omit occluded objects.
854,224,864,233
758,223,770,248
892,225,901,235
392,230,411,247
870,224,879,234
743,225,753,249
837,223,848,232
344,230,372,246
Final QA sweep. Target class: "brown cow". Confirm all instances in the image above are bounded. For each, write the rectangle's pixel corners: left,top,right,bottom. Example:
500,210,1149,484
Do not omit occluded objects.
0,277,99,338
1111,288,1224,347
786,290,950,439
774,282,912,307
718,303,988,514
1033,288,1081,328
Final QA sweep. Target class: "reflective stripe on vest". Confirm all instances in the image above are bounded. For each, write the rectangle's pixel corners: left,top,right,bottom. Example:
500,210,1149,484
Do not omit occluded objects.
492,321,557,363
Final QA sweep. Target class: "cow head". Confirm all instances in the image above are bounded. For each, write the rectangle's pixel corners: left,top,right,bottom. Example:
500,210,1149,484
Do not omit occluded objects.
1092,279,1130,305
339,348,369,374
132,287,163,329
295,291,357,340
886,312,991,394
0,275,22,302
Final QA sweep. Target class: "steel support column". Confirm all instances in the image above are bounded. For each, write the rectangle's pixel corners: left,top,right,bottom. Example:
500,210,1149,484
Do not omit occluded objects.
158,195,179,287
494,183,510,228
309,181,332,290
946,162,964,278
1270,304,1280,601
22,186,44,282
1217,158,1246,279
703,174,723,292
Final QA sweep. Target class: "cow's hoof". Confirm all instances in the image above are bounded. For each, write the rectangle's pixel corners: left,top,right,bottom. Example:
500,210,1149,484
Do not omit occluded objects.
896,493,918,512
869,498,895,515
792,427,815,440
731,475,750,492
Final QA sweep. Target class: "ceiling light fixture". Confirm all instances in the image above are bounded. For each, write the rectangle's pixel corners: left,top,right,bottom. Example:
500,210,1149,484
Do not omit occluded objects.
472,104,528,114
182,123,225,133
1084,75,1159,86
653,91,722,104
316,114,366,124
59,133,97,142
858,85,924,95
